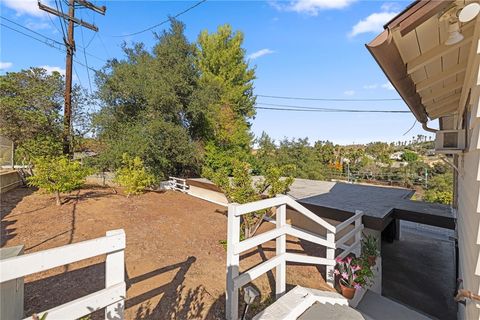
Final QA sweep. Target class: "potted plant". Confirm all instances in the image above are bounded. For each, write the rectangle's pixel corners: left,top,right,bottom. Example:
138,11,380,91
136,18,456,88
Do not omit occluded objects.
334,256,362,299
361,234,379,266
353,256,375,288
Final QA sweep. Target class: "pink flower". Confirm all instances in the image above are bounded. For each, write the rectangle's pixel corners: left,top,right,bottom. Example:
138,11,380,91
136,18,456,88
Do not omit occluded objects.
354,284,362,290
341,272,348,279
335,257,343,263
354,265,361,271
346,257,353,264
334,269,340,275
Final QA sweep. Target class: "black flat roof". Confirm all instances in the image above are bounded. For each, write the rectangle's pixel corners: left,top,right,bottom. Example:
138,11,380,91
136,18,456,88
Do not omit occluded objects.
294,182,454,231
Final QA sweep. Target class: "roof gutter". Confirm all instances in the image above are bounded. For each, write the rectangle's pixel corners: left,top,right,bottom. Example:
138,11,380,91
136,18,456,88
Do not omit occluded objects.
366,29,429,123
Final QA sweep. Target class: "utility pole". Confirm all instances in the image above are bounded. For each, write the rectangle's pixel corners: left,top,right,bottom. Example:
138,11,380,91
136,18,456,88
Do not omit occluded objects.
38,0,106,156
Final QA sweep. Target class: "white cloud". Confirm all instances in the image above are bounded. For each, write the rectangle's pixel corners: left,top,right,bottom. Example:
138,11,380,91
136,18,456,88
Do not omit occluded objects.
2,0,51,17
363,84,378,89
40,65,66,76
26,21,51,31
344,90,355,96
362,82,395,91
0,62,13,70
381,82,395,90
349,5,399,37
248,49,275,60
270,0,356,16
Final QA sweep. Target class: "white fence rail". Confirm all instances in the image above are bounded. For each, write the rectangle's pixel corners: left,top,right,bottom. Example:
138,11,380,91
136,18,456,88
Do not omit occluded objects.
167,176,189,193
0,229,126,320
226,195,363,320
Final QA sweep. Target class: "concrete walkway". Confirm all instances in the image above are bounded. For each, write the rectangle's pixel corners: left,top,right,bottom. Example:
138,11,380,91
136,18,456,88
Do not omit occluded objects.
356,290,432,320
382,222,457,320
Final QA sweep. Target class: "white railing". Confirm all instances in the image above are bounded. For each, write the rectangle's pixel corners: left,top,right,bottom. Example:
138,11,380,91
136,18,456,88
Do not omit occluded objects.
226,195,363,320
0,229,126,320
167,176,189,193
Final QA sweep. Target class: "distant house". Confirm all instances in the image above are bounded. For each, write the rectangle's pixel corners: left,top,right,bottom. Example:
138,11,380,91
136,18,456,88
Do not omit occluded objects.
389,151,404,161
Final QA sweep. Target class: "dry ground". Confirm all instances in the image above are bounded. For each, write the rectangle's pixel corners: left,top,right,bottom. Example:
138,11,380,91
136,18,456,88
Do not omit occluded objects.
1,186,332,319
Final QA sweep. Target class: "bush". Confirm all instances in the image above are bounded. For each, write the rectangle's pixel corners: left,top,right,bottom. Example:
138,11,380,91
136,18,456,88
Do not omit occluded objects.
28,156,91,205
401,150,418,163
424,172,453,205
114,153,155,196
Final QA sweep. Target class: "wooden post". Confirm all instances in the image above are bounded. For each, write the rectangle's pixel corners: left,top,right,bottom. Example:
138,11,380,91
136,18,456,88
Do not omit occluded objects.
105,230,125,320
355,210,363,257
326,231,335,287
276,203,286,298
226,204,240,320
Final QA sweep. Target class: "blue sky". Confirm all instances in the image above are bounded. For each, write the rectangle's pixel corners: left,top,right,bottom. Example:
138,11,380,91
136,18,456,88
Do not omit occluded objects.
0,0,434,145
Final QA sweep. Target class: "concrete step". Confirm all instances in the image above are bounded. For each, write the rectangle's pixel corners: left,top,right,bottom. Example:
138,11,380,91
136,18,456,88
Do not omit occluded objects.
356,290,434,320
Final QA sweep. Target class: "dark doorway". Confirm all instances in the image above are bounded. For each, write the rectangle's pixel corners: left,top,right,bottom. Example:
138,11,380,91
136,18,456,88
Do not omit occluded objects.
382,221,457,320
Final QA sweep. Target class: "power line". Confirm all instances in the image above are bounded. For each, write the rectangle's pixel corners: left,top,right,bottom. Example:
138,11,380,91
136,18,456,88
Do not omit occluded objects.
0,22,64,50
403,120,417,136
255,103,410,113
0,16,106,63
80,26,93,93
257,94,402,102
0,16,64,47
112,0,207,37
0,22,98,73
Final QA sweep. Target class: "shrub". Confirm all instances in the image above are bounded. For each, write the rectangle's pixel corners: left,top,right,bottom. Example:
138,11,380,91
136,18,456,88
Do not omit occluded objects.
401,150,418,163
28,156,91,205
114,153,155,196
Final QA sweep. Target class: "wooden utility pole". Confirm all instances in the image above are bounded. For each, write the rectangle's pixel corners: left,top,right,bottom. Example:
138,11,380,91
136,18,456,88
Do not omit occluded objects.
38,0,106,156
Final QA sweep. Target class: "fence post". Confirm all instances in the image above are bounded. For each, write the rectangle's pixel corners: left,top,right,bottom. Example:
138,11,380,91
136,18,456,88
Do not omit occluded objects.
326,231,335,288
226,203,240,320
354,210,363,257
276,203,287,298
105,230,125,320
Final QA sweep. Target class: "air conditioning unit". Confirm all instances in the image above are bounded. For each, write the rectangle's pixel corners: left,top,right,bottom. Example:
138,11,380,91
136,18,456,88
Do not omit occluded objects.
435,129,466,153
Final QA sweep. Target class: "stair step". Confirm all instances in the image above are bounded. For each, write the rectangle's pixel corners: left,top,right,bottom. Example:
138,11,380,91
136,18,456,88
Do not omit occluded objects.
356,290,433,320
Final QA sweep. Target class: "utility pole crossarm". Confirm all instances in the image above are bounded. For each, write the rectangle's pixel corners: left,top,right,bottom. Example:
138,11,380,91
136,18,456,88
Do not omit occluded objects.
38,2,99,32
74,0,106,15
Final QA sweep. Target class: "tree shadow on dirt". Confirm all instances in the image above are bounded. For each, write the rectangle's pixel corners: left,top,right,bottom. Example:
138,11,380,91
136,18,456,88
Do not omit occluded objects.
1,187,35,246
23,256,206,320
130,256,210,320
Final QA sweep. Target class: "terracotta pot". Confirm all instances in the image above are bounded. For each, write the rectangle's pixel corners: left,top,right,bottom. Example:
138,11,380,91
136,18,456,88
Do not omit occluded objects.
339,282,356,299
368,255,376,267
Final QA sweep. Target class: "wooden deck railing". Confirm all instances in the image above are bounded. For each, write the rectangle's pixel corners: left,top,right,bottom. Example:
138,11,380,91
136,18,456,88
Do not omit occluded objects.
0,229,126,320
225,195,363,320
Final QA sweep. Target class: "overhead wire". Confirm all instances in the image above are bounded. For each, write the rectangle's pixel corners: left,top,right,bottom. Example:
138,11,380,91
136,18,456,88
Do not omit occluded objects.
1,22,98,72
256,94,402,102
112,0,207,37
255,102,410,113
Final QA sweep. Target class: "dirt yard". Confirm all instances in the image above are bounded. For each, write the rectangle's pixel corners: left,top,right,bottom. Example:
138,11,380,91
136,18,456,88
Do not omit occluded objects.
1,186,332,319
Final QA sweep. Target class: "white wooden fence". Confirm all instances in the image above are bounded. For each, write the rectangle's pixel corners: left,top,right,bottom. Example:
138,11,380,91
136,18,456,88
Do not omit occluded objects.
167,177,189,193
0,229,126,320
226,195,363,320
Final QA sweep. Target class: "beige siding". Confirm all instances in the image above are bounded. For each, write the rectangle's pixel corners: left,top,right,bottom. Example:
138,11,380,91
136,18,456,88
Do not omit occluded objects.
458,73,480,319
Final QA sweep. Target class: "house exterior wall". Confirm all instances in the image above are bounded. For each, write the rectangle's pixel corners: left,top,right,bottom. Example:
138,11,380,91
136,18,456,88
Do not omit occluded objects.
457,59,480,320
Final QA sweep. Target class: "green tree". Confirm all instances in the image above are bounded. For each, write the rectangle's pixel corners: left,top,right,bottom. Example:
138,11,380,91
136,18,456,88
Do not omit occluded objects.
27,156,91,205
424,172,453,205
115,153,156,196
211,161,294,238
401,150,419,163
94,19,203,178
254,132,278,174
0,68,64,162
365,142,392,164
197,24,256,175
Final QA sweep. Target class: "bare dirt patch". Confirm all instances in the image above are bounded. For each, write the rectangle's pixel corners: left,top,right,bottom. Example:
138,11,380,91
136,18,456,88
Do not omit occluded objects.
1,186,332,319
